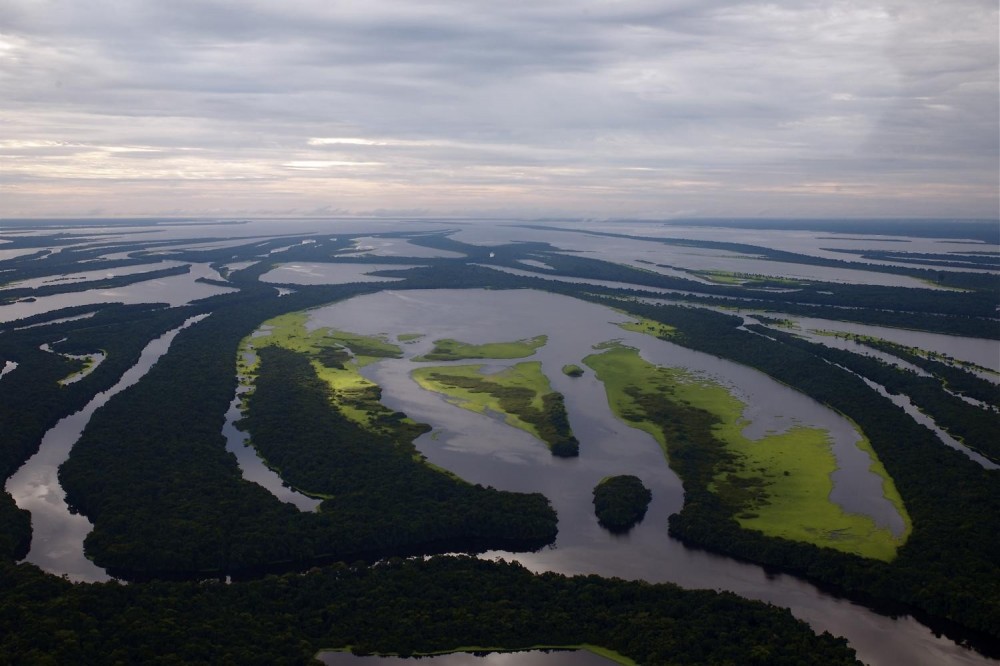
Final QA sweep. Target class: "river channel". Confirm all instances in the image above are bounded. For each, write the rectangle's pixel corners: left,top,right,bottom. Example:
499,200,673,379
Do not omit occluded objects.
4,314,209,583
296,288,992,666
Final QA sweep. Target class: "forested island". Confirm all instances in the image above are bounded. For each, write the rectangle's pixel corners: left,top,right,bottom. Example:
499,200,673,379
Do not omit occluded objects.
592,475,652,533
1,218,997,664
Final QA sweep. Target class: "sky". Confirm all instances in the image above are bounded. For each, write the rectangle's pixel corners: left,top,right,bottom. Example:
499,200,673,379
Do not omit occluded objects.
1,0,997,220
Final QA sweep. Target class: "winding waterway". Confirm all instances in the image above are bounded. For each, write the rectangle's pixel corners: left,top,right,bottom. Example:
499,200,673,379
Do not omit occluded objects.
222,345,322,511
297,288,989,666
4,314,209,582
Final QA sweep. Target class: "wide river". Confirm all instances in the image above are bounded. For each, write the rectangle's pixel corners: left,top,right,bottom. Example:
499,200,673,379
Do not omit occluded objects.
295,288,992,666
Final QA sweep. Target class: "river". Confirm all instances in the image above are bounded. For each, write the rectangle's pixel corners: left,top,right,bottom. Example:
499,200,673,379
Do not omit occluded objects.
299,288,989,666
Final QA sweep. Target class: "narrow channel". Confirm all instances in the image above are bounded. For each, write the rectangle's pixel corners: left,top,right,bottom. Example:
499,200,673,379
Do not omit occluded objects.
5,314,210,583
222,346,322,511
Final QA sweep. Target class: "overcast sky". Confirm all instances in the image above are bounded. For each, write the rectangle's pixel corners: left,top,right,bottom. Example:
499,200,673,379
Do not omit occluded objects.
1,0,997,219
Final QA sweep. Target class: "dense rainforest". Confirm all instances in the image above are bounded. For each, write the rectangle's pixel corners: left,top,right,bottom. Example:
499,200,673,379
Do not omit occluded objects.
592,475,653,533
1,220,998,662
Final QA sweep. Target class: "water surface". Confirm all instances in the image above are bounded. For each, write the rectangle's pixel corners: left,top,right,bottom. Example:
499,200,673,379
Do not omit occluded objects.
294,288,979,666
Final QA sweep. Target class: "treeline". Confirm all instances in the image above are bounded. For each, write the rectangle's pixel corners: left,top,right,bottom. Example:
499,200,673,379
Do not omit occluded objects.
522,223,1000,291
0,556,861,665
56,284,555,579
592,297,1000,641
826,247,1000,270
0,232,207,285
751,326,1000,463
856,337,1000,410
401,232,1000,338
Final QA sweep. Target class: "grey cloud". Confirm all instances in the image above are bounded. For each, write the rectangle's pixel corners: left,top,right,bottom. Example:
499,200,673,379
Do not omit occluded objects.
0,0,995,218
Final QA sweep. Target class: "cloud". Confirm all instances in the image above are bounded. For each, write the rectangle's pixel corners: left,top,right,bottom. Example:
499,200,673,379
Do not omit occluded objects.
0,0,996,218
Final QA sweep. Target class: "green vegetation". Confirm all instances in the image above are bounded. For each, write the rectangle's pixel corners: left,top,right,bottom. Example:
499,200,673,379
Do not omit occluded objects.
415,335,547,361
0,556,861,665
3,222,998,659
690,270,746,285
242,344,557,544
245,311,402,368
851,335,1000,410
617,315,677,339
55,285,557,578
241,313,415,433
56,352,105,385
592,475,652,533
397,332,424,343
562,364,584,377
758,326,1000,464
413,362,579,457
589,297,1000,638
584,342,907,561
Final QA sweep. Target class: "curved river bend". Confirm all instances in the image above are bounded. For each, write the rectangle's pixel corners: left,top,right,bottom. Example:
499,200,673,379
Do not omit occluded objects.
300,288,994,666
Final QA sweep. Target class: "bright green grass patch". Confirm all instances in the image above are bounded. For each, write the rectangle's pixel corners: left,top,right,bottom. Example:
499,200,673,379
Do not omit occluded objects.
584,342,908,561
57,351,105,385
412,362,579,456
562,364,585,377
239,312,420,432
413,363,547,428
398,332,424,343
414,335,547,361
617,315,676,339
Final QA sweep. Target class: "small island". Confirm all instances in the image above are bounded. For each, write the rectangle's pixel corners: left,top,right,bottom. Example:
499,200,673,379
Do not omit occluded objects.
592,475,652,533
414,335,547,361
562,364,584,377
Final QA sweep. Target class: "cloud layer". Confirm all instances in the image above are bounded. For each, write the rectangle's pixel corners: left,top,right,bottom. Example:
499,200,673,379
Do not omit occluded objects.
1,0,997,218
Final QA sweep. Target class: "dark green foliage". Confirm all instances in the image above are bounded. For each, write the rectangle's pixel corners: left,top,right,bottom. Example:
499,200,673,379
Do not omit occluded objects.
754,326,1000,463
0,303,204,563
858,337,1000,410
0,556,861,665
592,475,652,533
243,345,558,547
55,287,555,579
